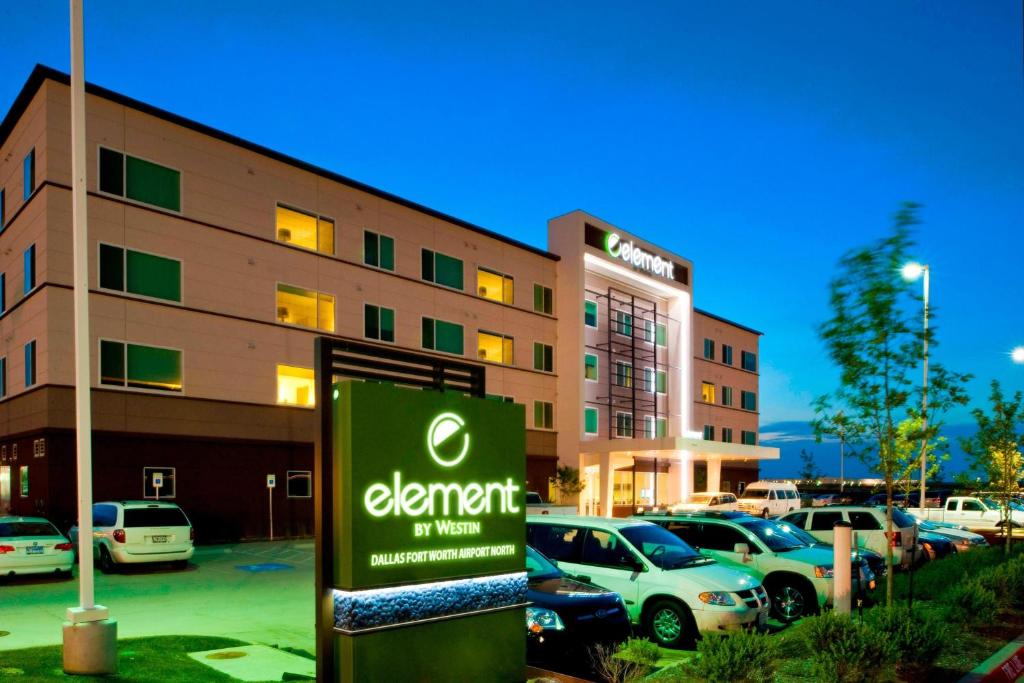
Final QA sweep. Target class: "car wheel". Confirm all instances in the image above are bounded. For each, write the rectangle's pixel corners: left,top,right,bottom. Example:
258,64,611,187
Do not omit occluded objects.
766,577,816,623
643,599,695,649
97,546,117,574
762,508,770,519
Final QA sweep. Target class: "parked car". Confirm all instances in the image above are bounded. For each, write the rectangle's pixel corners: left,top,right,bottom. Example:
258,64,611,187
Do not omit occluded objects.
777,506,918,569
638,511,874,622
736,481,800,518
907,513,988,552
812,494,840,507
775,519,886,579
917,530,956,562
525,491,577,516
669,492,739,513
918,496,1024,532
0,516,74,579
525,545,630,669
69,501,194,572
527,515,770,648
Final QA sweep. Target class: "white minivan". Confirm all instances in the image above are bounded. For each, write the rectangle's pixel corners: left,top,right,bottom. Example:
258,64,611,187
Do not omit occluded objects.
69,501,194,572
737,481,800,518
778,506,919,569
526,515,769,648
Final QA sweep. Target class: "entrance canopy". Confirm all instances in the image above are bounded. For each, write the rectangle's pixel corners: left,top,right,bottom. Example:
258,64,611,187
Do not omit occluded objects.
581,436,780,463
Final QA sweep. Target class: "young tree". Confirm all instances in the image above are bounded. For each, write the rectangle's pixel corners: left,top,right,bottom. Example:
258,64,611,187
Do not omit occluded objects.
893,416,949,502
960,380,1024,555
798,449,823,482
812,204,969,604
550,464,585,504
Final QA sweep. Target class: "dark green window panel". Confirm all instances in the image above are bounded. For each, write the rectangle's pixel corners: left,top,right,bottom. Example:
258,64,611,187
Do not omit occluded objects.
722,386,733,407
125,155,180,212
1,189,6,232
23,149,35,200
364,231,378,267
584,354,598,381
423,318,463,355
24,340,36,387
126,250,181,302
656,370,667,393
0,273,6,314
99,148,124,196
656,323,667,346
126,343,182,391
656,418,667,438
380,307,395,342
584,407,598,434
533,343,553,372
379,235,394,270
421,249,434,282
364,304,379,340
100,340,126,386
434,252,463,290
421,317,434,349
722,345,734,365
741,391,757,411
742,431,757,446
722,428,733,443
742,351,757,372
23,245,35,294
534,401,553,429
0,357,6,399
703,425,714,440
703,338,715,360
584,300,598,327
99,244,124,291
533,284,552,314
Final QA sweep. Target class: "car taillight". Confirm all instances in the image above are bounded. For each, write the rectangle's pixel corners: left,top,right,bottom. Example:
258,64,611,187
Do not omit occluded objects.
0,545,15,554
55,542,73,551
886,531,902,547
113,529,126,544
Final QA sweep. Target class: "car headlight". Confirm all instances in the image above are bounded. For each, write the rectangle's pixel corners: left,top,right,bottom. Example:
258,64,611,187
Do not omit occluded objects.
814,565,834,579
698,591,736,606
526,607,565,633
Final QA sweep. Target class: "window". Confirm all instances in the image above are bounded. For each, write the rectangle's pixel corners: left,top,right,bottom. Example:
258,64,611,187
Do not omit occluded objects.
530,342,553,372
364,304,395,343
422,318,465,355
99,147,181,212
643,367,655,392
613,361,633,388
486,394,516,403
275,204,334,254
478,331,514,365
696,523,750,553
615,412,633,437
962,500,984,512
0,189,5,230
1,272,5,313
276,284,335,332
722,427,733,443
23,244,35,294
19,465,28,497
287,470,312,498
534,401,554,430
584,407,599,435
722,345,734,365
584,354,598,381
533,284,553,314
478,268,514,304
701,382,715,403
656,418,667,437
100,340,183,392
421,249,464,290
614,311,633,337
849,512,881,531
584,300,598,328
0,356,6,398
810,512,843,531
742,351,757,372
722,386,733,407
703,338,715,360
526,524,580,563
656,323,667,347
277,365,315,407
143,467,175,499
23,148,35,200
643,415,655,438
703,425,715,440
99,244,181,302
363,230,395,270
643,319,655,342
93,504,118,527
656,370,667,394
741,430,757,446
581,529,639,569
24,340,36,387
741,391,757,411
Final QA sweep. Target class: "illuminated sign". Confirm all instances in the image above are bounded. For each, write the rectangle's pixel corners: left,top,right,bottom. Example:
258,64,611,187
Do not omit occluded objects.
585,223,689,285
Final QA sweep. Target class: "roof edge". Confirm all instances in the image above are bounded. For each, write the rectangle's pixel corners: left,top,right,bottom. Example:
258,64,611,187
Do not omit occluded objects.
1,65,559,262
693,307,764,336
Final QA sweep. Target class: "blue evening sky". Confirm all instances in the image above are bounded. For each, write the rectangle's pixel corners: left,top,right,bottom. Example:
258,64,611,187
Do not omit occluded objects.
2,2,1022,456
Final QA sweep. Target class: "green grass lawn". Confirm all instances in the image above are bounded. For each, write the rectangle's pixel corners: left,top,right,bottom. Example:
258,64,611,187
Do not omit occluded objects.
0,636,280,683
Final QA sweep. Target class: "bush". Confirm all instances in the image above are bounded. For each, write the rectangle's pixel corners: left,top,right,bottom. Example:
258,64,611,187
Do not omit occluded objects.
975,556,1024,609
617,637,661,669
685,631,777,683
590,638,659,683
804,612,895,683
942,577,998,626
872,545,1022,603
863,606,946,669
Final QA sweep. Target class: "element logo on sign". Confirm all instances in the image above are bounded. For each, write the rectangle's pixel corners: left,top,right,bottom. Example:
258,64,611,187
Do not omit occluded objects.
604,231,676,280
427,412,470,468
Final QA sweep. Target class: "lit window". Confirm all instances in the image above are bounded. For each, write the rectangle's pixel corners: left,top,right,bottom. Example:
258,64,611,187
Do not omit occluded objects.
533,343,553,372
100,340,182,392
276,205,334,254
614,361,633,388
99,244,181,302
478,331,514,365
533,284,553,314
364,231,395,270
615,412,633,437
584,300,598,328
364,304,395,343
534,401,554,430
584,407,598,435
702,382,716,403
422,318,464,355
98,146,180,212
422,249,464,290
584,354,598,381
277,365,315,407
478,268,514,304
276,284,335,332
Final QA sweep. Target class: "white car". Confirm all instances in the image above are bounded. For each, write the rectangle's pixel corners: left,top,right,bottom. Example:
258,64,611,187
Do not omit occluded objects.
778,506,919,569
0,516,75,579
69,501,194,572
907,513,988,552
669,492,739,513
526,515,769,648
737,481,800,518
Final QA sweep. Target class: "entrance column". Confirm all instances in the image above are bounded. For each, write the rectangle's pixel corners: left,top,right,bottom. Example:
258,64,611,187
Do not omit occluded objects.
707,459,722,492
599,452,614,518
678,451,694,501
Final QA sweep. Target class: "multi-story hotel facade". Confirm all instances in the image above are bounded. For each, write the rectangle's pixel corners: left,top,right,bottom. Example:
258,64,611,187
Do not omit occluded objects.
0,66,777,540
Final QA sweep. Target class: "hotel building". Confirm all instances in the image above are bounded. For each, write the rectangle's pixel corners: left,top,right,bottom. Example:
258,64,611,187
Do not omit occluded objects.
0,66,777,539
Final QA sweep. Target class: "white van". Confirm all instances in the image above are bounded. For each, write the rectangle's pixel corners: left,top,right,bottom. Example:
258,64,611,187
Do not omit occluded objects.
737,481,800,518
778,506,919,569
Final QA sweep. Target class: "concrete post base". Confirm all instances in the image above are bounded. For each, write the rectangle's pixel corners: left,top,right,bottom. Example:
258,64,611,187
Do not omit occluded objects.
62,619,118,675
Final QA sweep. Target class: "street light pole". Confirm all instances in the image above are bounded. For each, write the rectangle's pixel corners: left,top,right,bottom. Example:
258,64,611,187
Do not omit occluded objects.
919,266,930,516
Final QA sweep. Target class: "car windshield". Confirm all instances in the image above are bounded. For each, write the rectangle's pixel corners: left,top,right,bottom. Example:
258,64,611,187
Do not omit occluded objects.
0,521,61,538
619,524,705,570
686,494,713,505
776,522,819,547
737,519,804,551
525,546,561,580
882,507,916,528
742,488,771,500
983,498,1002,511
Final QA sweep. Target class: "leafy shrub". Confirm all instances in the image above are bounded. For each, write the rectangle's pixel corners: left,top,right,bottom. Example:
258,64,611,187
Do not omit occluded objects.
590,638,659,683
617,637,661,669
804,612,895,683
863,606,946,669
1002,557,1024,608
872,545,1022,603
685,631,777,683
942,577,998,626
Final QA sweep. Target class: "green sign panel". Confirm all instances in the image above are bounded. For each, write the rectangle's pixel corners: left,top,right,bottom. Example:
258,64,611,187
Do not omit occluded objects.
332,381,526,590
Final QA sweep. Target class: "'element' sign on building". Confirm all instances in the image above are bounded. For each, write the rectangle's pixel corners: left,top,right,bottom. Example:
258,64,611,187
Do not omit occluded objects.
324,381,527,681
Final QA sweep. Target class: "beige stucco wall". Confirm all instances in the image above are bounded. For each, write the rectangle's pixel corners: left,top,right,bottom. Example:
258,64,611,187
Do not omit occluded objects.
691,311,760,442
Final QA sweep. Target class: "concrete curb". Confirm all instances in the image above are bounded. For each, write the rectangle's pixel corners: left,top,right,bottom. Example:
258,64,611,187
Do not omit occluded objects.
959,632,1024,683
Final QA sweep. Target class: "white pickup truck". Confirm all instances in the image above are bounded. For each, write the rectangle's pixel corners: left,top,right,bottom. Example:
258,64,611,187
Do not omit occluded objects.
919,496,1024,532
525,492,577,516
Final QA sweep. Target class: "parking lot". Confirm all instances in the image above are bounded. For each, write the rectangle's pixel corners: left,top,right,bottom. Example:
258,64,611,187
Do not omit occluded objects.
0,540,316,653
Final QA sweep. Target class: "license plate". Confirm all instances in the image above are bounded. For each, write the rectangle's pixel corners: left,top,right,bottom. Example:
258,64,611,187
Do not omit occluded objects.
26,546,43,555
151,535,168,543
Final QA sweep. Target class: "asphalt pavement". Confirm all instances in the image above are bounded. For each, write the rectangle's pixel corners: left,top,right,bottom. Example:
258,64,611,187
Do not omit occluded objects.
0,540,315,653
